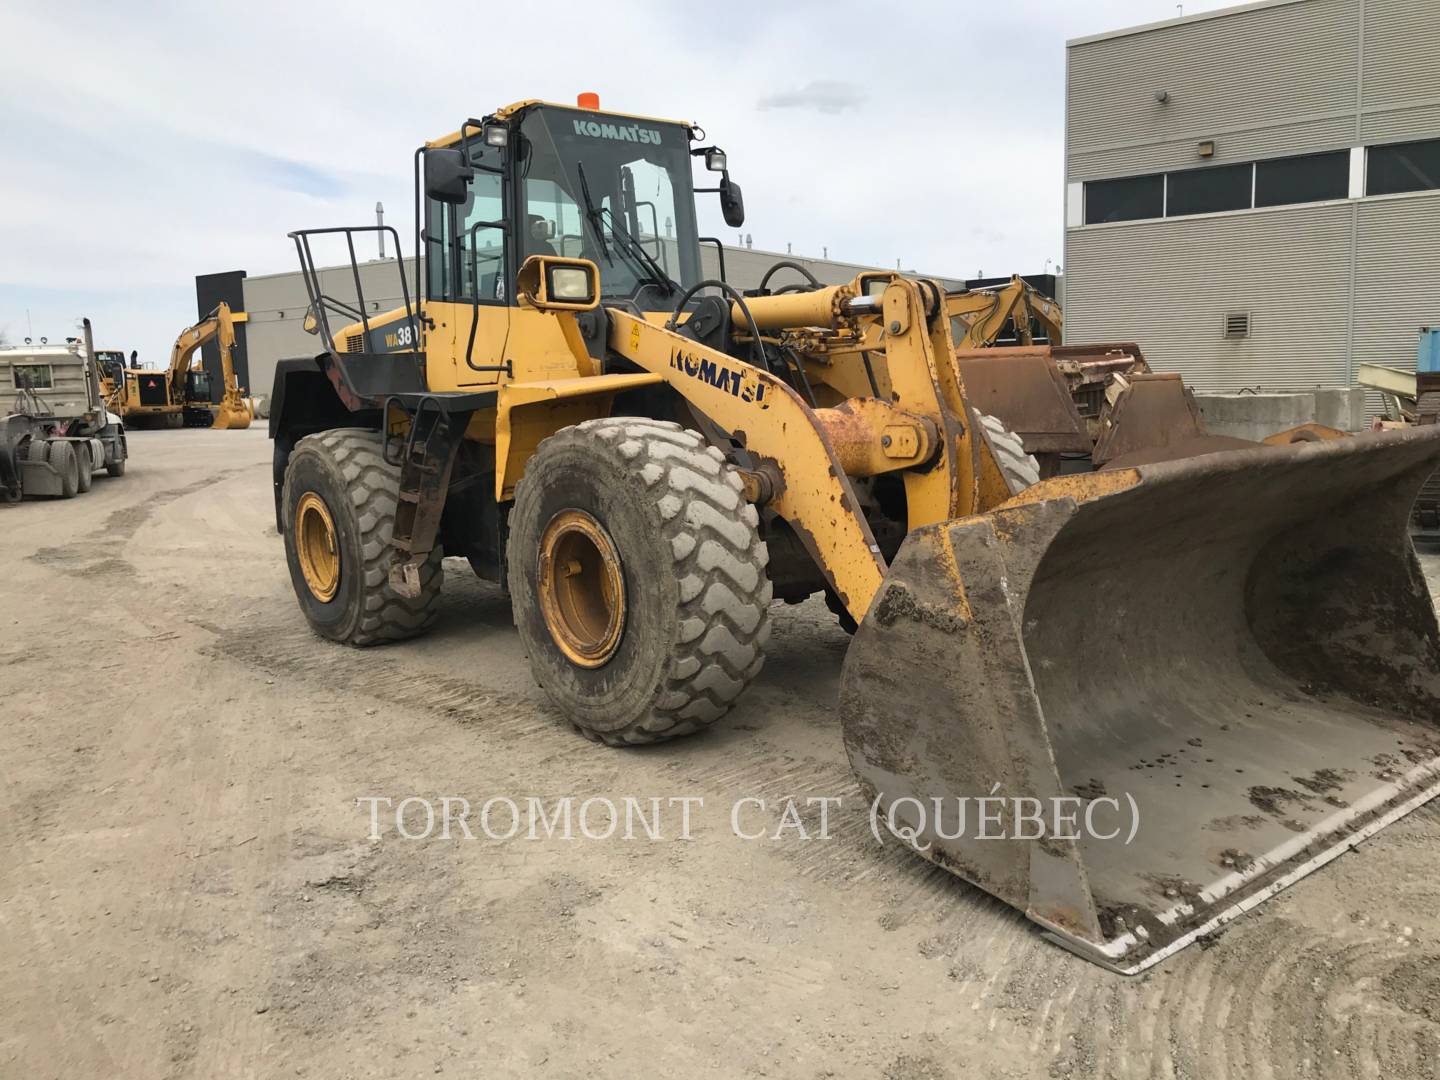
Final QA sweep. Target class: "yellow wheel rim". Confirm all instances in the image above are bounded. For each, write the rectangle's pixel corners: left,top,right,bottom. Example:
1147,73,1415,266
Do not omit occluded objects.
538,509,626,668
296,491,340,602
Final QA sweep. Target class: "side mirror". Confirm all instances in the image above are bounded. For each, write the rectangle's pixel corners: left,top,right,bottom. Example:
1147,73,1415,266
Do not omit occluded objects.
424,148,473,205
719,174,745,228
516,255,600,312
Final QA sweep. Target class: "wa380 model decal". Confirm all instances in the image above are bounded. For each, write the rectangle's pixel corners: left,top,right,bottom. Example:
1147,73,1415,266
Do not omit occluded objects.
669,348,768,404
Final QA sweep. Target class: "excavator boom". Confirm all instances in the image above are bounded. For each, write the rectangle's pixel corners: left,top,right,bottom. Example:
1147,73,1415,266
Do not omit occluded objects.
946,275,1063,349
168,303,252,430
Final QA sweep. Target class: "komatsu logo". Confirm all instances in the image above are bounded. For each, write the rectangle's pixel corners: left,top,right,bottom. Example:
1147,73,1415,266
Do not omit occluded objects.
670,348,767,404
572,119,664,145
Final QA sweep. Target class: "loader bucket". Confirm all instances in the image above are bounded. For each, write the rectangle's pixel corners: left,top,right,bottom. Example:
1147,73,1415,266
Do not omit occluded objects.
839,426,1440,973
212,399,252,430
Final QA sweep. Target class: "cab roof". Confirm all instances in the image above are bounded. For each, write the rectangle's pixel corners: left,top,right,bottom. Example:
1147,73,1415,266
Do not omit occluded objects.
426,99,696,149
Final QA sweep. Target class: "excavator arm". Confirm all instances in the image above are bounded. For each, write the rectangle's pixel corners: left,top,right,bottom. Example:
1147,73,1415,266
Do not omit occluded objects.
168,302,252,429
945,275,1063,348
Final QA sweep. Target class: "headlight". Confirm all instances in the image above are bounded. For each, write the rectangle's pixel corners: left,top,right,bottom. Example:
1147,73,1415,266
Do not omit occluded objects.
548,266,593,302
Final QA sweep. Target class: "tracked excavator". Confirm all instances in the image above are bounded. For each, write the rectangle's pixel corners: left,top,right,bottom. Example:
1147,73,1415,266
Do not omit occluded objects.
269,96,1440,973
103,303,252,429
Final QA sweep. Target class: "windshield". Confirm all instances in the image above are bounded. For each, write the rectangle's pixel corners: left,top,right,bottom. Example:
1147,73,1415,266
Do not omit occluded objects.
517,106,701,301
95,350,128,381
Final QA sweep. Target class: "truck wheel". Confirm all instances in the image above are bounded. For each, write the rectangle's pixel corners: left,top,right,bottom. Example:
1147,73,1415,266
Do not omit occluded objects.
979,412,1040,495
507,418,771,745
282,427,442,646
48,441,80,499
75,444,94,493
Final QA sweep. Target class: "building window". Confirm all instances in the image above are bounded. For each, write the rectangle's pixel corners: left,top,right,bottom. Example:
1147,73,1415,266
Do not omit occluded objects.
12,363,53,390
1166,163,1253,216
1255,150,1349,207
1367,138,1440,196
1084,174,1164,224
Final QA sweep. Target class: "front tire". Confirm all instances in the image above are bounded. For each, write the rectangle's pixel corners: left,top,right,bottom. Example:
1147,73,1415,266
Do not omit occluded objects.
508,418,771,745
282,428,442,646
978,412,1041,495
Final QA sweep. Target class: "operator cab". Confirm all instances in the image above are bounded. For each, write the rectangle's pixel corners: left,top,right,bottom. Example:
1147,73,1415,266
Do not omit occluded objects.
186,369,213,404
289,96,745,379
424,98,742,310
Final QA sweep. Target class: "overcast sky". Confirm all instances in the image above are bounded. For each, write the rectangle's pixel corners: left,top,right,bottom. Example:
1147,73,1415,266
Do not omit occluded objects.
0,0,1233,359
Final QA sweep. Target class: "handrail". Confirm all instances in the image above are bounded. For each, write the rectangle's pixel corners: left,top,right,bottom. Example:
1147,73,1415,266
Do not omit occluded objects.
287,225,416,355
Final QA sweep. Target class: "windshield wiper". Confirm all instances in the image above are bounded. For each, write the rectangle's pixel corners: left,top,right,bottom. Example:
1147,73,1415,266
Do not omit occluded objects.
602,209,677,297
575,161,612,263
575,160,676,297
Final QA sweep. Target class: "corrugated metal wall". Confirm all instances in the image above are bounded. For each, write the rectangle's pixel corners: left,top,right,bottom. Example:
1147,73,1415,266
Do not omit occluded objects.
1066,0,1440,401
1064,202,1353,391
1353,193,1440,368
1067,0,1356,181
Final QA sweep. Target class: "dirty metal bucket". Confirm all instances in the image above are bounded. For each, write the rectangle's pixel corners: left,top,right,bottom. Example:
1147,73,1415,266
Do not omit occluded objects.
839,426,1440,972
212,399,252,430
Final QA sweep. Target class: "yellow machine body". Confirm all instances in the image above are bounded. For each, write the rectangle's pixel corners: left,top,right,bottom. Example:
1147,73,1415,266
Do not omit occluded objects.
278,98,1440,973
945,275,1064,349
103,303,251,429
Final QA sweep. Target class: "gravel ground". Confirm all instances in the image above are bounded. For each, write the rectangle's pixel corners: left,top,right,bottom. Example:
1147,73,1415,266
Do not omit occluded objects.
4,427,1440,1079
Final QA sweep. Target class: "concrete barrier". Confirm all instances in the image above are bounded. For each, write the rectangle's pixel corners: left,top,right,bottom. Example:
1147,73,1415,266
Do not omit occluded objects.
1196,388,1367,441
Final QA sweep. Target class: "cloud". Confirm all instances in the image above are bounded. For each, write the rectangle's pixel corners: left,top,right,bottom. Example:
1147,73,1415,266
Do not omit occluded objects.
0,0,1240,357
239,152,348,199
756,80,866,115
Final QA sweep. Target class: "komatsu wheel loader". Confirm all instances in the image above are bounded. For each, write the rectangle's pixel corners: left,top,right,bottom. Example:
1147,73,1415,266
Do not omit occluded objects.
270,96,1440,973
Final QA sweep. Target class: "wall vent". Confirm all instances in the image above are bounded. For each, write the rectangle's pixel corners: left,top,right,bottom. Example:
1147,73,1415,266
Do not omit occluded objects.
1223,312,1251,339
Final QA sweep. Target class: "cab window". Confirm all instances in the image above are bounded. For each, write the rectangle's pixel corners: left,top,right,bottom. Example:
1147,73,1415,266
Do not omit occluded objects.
13,363,53,390
425,143,509,304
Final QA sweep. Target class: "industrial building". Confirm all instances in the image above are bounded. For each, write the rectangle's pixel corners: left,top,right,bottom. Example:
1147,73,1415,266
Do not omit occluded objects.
1064,0,1440,401
194,245,978,406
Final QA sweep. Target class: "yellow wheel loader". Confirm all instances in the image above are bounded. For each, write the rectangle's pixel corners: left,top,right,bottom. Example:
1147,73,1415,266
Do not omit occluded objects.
270,96,1440,973
102,303,252,429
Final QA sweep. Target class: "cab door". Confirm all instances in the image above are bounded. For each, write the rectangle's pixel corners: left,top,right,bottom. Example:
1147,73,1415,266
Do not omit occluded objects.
422,148,513,391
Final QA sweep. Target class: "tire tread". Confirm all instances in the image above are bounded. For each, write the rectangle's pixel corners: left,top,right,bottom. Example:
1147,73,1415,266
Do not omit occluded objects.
288,428,442,646
513,418,770,745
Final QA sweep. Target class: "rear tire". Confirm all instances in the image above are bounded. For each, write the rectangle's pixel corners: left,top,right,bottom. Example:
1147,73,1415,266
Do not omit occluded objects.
49,441,80,499
106,459,126,478
508,418,771,745
282,427,442,646
76,444,94,493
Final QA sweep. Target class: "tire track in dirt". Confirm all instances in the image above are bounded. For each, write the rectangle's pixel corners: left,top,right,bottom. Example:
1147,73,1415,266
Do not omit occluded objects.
199,616,579,745
182,490,1440,1079
28,467,251,568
